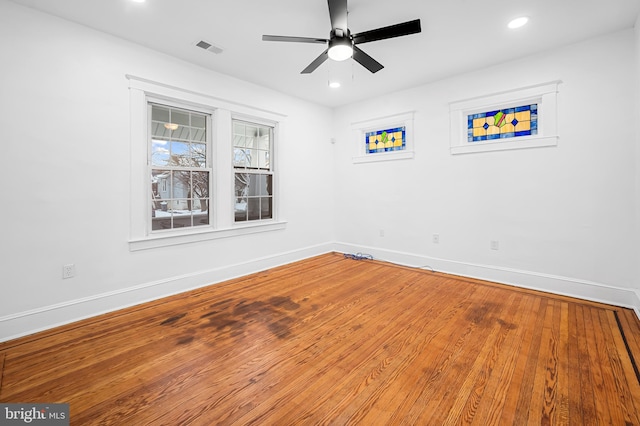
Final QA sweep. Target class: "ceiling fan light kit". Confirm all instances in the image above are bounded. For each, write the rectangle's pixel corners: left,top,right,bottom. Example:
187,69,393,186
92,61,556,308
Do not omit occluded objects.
262,0,421,74
328,37,353,61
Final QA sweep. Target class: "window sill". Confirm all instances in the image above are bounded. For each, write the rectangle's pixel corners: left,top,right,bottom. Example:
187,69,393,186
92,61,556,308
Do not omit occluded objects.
450,135,558,155
353,150,415,163
129,220,287,251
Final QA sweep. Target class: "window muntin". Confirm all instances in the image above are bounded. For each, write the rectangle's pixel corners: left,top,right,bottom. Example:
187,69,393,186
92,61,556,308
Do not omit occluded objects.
150,103,211,231
233,120,273,222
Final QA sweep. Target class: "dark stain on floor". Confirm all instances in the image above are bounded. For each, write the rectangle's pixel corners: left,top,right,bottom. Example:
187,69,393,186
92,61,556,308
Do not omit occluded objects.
172,295,304,345
160,313,187,326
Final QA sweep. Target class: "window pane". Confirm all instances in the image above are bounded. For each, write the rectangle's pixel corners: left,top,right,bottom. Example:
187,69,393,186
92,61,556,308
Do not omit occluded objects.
171,126,190,141
262,175,273,196
190,143,206,167
152,123,171,139
172,110,190,126
192,171,209,199
152,214,172,231
261,197,272,219
245,149,258,168
152,105,170,122
171,201,192,228
170,141,189,163
233,134,246,148
233,121,245,136
258,150,270,169
247,174,259,196
191,126,206,142
194,200,209,226
151,139,170,166
191,114,205,129
235,173,249,198
235,197,247,222
152,169,171,199
257,134,270,150
248,198,260,221
172,172,190,199
233,148,251,168
245,174,272,196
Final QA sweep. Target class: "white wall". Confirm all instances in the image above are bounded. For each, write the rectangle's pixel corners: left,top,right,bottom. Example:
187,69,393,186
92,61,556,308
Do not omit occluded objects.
0,0,335,341
332,28,640,309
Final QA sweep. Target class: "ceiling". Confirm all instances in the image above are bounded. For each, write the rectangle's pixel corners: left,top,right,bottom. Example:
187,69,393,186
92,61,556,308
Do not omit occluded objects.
9,0,640,108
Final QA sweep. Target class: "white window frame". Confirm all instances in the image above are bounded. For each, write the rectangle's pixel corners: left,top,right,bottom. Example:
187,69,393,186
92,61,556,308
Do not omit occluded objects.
232,115,277,224
351,112,415,163
127,75,287,251
449,81,561,154
148,99,214,234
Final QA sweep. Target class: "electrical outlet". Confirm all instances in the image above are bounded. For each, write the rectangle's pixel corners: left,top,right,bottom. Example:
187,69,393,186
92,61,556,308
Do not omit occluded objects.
379,229,385,237
432,234,440,244
490,240,499,250
63,264,75,279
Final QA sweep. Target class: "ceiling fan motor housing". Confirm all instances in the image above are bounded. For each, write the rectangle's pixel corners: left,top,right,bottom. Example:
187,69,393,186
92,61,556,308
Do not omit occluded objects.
328,28,353,61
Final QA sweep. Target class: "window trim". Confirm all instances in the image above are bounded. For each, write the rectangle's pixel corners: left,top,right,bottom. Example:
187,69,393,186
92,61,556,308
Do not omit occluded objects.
449,81,561,154
147,99,215,234
232,116,276,224
351,112,415,163
127,75,287,251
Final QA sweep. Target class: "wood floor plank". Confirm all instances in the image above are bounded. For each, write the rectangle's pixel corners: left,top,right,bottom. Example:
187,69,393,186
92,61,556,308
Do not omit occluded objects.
470,293,535,424
1,253,639,425
568,303,591,425
509,297,549,424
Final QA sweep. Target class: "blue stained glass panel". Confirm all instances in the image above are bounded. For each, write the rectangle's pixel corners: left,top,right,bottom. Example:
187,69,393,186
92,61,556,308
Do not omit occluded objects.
467,103,538,143
366,126,406,154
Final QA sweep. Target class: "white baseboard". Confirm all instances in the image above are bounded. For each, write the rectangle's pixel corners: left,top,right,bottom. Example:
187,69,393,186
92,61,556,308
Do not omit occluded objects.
334,242,640,315
3,241,639,343
0,243,334,343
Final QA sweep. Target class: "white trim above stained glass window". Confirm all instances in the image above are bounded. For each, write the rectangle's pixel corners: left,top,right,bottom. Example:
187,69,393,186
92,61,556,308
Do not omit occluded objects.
449,81,560,154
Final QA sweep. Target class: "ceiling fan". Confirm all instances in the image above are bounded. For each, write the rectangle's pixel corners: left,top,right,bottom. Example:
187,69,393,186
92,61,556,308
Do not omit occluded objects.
262,0,421,74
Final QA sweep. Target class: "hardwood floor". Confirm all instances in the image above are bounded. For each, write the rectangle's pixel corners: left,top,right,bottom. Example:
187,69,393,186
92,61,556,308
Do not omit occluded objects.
2,253,640,425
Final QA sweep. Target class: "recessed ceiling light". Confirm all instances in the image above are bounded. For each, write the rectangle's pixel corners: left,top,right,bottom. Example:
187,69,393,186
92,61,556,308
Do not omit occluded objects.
328,81,341,89
131,0,145,3
508,16,529,29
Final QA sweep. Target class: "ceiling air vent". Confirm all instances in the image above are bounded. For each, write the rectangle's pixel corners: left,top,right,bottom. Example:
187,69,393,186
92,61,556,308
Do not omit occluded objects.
195,40,223,54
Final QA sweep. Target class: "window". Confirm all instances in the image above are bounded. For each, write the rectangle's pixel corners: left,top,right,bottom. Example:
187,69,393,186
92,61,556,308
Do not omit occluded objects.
449,81,560,154
468,104,537,142
233,120,274,222
366,127,406,153
351,112,415,163
149,103,211,231
127,75,287,251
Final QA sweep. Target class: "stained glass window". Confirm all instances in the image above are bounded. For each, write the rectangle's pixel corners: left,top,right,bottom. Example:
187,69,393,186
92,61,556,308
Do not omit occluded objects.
366,127,406,154
467,104,538,142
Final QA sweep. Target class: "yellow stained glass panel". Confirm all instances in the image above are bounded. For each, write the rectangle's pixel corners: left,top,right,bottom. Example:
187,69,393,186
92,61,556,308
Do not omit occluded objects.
501,123,515,134
515,121,530,132
515,111,531,122
473,127,486,137
487,125,500,136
